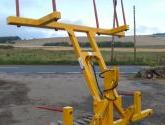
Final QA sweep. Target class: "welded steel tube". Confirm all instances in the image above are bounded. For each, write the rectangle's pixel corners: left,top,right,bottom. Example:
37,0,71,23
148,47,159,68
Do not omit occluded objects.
16,0,20,17
93,0,100,28
52,0,57,11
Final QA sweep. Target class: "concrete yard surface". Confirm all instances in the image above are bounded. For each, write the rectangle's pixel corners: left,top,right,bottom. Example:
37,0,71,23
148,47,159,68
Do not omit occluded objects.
0,73,164,125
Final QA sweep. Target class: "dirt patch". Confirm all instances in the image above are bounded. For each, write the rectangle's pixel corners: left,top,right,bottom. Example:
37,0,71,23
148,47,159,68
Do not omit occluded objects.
0,79,30,125
0,80,30,108
139,82,165,125
0,73,164,125
0,109,18,125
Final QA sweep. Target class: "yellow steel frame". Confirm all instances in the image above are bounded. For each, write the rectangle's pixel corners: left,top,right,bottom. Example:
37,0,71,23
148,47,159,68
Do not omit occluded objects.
7,12,153,125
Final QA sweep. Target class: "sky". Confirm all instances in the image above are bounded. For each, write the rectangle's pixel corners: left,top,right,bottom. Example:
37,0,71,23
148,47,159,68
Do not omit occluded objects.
0,0,165,39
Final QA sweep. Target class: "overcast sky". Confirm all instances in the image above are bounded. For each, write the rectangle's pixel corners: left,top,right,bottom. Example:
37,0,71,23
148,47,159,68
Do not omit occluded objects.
0,0,165,39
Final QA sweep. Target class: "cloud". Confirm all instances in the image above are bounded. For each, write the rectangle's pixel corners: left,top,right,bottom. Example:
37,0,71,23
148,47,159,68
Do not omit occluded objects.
137,26,160,34
126,25,164,36
60,19,84,25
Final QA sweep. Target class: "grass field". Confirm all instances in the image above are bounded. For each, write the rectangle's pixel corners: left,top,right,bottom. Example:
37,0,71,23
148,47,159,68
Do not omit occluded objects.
0,48,164,65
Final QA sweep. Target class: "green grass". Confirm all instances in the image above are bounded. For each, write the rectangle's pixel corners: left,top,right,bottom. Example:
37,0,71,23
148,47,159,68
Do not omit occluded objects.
0,48,164,65
0,48,76,65
102,51,165,66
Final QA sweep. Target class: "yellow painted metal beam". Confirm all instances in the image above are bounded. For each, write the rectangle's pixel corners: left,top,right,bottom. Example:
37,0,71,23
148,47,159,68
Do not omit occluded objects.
134,91,141,114
38,11,61,25
7,15,129,36
132,109,153,122
63,107,73,125
131,91,153,122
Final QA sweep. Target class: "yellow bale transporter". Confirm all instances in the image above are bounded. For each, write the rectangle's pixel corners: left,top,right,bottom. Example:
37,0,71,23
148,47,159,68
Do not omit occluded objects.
7,0,153,124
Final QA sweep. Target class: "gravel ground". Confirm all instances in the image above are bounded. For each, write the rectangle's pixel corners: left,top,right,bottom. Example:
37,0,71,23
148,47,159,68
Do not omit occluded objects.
0,73,164,125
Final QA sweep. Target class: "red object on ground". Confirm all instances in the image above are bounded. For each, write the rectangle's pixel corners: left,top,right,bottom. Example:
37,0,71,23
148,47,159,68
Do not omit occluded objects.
36,106,63,112
119,91,134,96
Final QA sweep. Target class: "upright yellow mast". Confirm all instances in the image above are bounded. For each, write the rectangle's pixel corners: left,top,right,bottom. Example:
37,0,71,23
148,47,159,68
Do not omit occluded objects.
7,0,153,124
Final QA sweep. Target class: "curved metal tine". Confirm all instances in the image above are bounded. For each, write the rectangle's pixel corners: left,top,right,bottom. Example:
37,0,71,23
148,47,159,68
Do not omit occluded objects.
121,0,126,25
93,0,100,29
15,0,21,27
52,0,58,31
52,0,57,11
113,0,119,27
